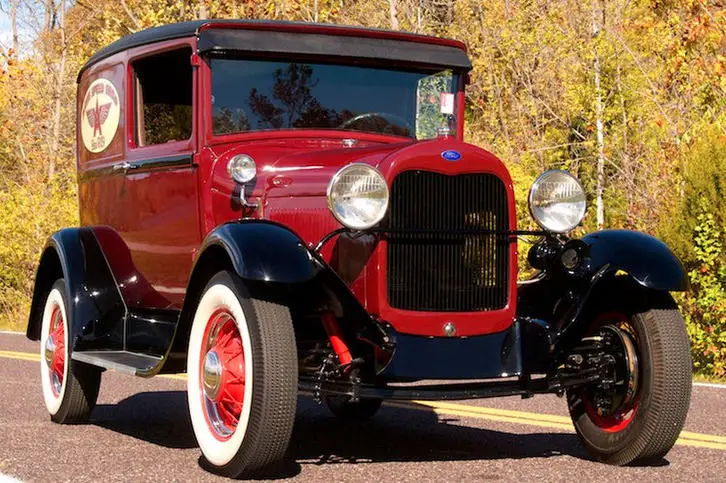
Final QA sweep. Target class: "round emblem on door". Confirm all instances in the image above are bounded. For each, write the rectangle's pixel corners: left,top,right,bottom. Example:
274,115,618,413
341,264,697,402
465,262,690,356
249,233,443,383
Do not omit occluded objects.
80,78,121,153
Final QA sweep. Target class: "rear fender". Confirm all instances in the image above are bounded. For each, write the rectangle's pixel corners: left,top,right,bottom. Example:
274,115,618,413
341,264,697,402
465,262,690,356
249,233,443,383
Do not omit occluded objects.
26,228,126,352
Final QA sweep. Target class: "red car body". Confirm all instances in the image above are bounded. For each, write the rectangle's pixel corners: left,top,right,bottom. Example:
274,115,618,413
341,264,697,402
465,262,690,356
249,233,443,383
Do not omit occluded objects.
76,21,516,339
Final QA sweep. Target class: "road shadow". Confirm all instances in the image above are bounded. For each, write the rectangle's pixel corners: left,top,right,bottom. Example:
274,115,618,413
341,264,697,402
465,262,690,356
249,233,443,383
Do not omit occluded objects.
93,391,196,449
91,391,668,477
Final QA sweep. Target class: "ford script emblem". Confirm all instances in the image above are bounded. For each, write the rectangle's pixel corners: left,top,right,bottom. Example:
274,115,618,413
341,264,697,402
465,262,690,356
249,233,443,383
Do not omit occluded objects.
441,150,461,161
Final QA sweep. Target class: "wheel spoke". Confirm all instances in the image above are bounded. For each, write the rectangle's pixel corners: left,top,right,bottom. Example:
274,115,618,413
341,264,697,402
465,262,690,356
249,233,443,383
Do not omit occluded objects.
51,351,65,376
217,399,240,427
46,306,66,393
51,321,64,345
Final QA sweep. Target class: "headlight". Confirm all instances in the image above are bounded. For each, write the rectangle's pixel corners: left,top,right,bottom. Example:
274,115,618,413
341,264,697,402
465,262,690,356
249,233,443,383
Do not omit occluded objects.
227,154,257,184
528,170,586,233
327,164,389,230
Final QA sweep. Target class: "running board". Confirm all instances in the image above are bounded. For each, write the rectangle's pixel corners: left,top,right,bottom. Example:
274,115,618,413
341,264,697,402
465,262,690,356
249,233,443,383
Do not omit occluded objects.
72,350,162,375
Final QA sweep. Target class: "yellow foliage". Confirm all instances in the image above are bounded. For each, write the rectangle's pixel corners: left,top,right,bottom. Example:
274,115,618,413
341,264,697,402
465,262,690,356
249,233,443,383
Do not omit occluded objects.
0,180,78,331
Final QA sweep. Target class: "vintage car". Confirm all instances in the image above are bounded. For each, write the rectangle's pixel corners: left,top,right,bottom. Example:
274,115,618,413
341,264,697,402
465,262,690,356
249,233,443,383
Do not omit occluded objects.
26,20,692,477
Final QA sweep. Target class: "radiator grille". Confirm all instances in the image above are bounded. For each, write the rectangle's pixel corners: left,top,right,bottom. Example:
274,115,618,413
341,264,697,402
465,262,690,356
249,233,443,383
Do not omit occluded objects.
387,170,510,312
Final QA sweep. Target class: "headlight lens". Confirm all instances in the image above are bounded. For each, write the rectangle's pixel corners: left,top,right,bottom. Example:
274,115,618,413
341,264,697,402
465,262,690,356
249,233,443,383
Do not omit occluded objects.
227,154,257,184
327,164,389,230
528,170,587,233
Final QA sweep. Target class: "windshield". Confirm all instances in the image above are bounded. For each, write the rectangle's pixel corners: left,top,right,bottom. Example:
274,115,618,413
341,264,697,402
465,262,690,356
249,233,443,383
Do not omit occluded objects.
210,58,458,139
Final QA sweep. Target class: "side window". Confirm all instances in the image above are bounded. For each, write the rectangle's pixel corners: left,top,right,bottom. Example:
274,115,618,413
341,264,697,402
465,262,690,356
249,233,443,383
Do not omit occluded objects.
133,47,193,146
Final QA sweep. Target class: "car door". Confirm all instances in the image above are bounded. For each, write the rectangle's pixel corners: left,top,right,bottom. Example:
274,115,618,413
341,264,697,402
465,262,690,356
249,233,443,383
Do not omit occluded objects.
117,41,202,313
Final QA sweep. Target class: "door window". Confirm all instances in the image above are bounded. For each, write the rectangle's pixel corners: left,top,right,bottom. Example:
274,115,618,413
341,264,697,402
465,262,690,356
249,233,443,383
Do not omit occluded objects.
132,47,193,146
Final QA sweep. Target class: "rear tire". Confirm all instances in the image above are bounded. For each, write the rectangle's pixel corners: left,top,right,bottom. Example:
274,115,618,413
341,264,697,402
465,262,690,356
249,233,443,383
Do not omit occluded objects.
39,279,101,423
187,271,298,478
325,396,382,422
567,295,692,465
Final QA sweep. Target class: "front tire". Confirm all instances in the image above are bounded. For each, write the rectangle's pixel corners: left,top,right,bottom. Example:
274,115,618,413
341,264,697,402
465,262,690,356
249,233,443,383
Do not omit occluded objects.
187,271,298,478
567,295,692,465
39,279,101,423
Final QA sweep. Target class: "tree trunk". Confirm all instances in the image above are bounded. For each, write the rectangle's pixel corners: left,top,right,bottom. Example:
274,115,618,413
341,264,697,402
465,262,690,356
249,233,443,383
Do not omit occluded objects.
48,0,66,182
389,0,399,30
10,0,18,53
121,0,142,29
198,3,209,20
616,63,634,228
593,1,605,230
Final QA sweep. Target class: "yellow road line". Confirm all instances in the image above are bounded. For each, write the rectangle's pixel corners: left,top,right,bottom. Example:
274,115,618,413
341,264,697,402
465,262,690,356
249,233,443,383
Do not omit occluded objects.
674,438,726,451
391,402,726,450
680,430,726,444
2,349,724,450
0,350,188,381
160,374,187,381
386,401,575,431
409,400,572,424
0,350,39,362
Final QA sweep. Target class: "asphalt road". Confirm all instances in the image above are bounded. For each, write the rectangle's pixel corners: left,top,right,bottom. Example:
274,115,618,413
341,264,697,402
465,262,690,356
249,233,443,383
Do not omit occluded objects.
1,332,725,482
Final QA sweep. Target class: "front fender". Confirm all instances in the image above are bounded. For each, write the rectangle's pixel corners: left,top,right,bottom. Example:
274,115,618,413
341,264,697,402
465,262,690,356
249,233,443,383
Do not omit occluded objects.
200,220,318,283
166,221,384,372
582,230,688,291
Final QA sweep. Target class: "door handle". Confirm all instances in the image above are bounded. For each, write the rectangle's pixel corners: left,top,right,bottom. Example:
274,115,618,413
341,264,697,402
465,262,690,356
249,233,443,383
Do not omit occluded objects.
111,162,139,173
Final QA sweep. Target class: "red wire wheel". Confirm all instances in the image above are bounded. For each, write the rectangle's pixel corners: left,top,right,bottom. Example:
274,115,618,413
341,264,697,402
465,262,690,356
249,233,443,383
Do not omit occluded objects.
199,309,247,441
44,305,66,398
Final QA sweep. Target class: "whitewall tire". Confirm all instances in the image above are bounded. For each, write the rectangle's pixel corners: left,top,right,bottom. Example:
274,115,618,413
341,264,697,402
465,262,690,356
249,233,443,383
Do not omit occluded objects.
187,271,297,478
39,279,101,423
40,285,69,416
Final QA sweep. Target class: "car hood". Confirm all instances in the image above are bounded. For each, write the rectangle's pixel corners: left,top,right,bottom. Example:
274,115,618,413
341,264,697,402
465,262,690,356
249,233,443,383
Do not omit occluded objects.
208,134,511,199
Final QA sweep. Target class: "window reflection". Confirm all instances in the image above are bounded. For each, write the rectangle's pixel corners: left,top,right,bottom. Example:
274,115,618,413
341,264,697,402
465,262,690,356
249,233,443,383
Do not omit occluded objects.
211,59,456,139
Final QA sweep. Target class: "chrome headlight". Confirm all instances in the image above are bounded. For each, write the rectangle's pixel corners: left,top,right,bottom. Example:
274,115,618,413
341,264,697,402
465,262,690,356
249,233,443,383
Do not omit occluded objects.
227,154,257,184
528,170,586,233
327,164,389,230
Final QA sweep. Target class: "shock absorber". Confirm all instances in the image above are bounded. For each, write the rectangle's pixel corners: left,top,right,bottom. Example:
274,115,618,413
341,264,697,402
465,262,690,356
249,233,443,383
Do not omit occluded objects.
320,311,353,366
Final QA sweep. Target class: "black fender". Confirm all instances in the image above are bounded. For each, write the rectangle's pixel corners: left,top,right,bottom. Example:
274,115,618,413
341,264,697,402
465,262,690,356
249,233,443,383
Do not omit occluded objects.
164,220,383,372
518,230,687,372
199,220,319,283
581,229,688,291
26,228,126,352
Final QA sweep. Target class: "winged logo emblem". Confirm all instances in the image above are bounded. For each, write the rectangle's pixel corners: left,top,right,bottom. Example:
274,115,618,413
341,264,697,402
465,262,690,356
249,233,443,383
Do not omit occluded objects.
86,98,112,137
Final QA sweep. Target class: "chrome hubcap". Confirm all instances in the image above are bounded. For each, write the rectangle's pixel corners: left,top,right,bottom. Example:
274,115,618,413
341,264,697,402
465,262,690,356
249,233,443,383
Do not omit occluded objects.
202,350,222,401
44,337,56,367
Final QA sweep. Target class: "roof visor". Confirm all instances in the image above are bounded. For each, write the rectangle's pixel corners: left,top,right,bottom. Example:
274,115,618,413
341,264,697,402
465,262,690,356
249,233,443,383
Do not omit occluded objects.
198,29,473,72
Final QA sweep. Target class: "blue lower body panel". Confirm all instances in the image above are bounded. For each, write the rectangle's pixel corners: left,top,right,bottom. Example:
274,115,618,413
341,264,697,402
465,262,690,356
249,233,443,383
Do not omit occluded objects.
381,322,522,380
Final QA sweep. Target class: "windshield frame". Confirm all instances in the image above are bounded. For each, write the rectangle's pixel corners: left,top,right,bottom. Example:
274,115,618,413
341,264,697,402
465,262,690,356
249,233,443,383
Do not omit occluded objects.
201,53,466,144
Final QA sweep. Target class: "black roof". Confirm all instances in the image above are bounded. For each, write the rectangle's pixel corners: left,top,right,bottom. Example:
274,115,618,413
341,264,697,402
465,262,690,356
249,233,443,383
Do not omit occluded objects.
79,20,471,81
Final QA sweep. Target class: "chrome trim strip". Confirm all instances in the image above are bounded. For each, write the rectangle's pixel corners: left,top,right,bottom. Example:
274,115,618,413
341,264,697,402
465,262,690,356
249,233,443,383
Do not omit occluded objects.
79,154,193,181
